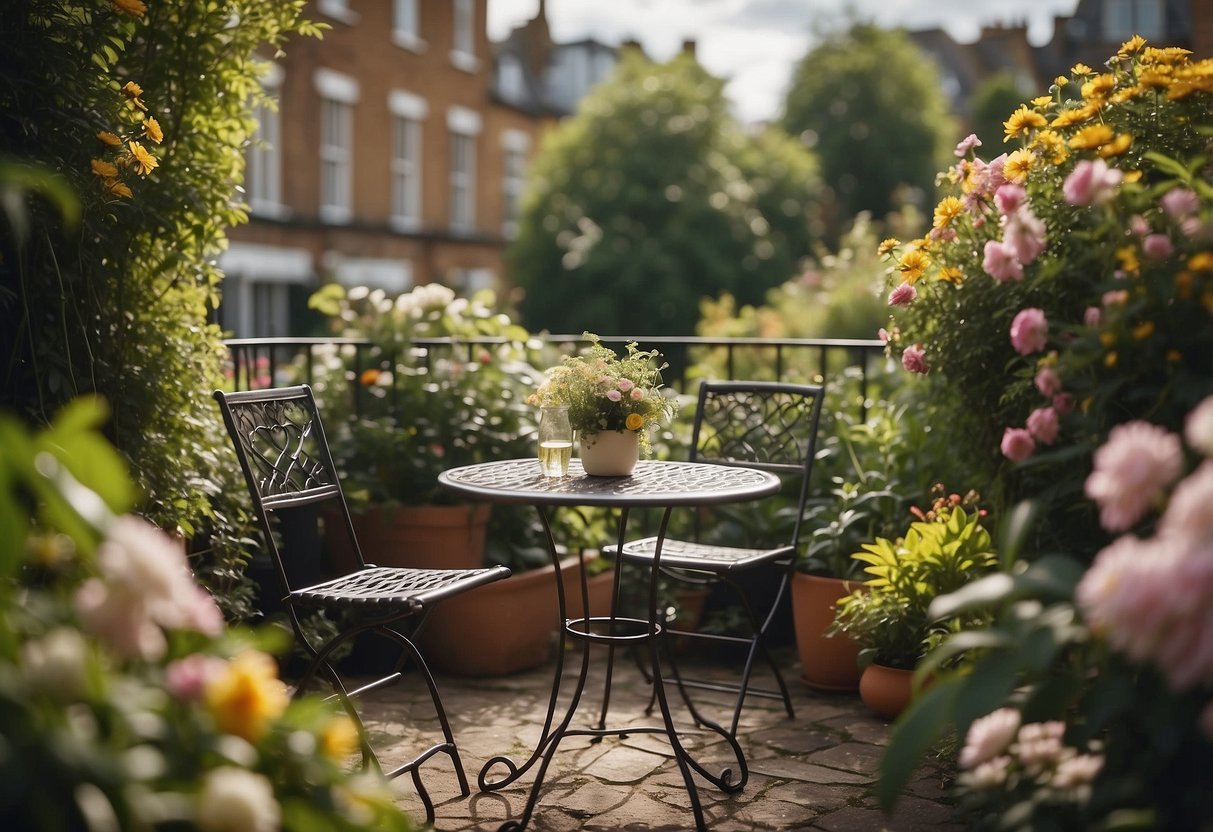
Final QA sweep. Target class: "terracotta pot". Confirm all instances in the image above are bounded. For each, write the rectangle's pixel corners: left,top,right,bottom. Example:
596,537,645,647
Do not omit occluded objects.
791,572,865,692
325,503,490,573
859,663,916,720
418,554,615,677
579,429,639,476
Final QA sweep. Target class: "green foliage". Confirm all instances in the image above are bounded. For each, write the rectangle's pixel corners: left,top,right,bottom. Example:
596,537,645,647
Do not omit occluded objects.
510,50,822,336
968,72,1035,150
781,23,956,237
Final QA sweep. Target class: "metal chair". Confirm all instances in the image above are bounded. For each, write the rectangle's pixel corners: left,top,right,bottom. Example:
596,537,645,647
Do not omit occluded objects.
607,380,825,737
213,384,509,822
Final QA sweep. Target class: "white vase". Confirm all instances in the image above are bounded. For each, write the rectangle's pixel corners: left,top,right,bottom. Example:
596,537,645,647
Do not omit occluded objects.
579,429,640,476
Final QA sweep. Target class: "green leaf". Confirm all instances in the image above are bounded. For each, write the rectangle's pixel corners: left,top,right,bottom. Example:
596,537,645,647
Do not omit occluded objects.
876,676,961,809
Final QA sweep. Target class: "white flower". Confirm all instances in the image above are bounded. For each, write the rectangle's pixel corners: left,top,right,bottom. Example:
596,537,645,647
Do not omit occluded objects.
196,768,280,832
964,755,1012,789
959,707,1021,769
21,627,90,699
1159,462,1213,544
1052,753,1105,789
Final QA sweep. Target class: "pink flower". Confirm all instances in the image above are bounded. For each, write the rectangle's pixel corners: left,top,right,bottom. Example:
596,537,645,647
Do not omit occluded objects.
959,708,1021,769
606,389,622,402
1161,187,1199,220
878,327,891,343
1003,208,1047,264
987,153,1008,191
994,184,1026,215
1158,462,1213,544
1129,214,1150,237
1102,289,1129,307
901,344,929,374
1027,407,1060,445
166,653,225,702
1084,421,1185,532
1034,366,1061,397
1052,754,1105,789
888,283,917,306
1063,158,1123,206
1053,392,1076,415
1186,395,1213,456
1016,721,1066,773
1083,306,1102,327
1001,427,1035,462
1142,233,1174,260
928,225,957,243
982,240,1023,282
629,387,645,401
1010,307,1048,355
954,133,982,157
616,379,635,392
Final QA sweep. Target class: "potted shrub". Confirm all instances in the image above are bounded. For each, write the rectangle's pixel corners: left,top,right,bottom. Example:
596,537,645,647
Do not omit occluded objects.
830,488,998,718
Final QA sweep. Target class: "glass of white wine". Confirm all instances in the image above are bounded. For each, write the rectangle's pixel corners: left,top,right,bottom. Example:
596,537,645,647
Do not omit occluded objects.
537,405,573,477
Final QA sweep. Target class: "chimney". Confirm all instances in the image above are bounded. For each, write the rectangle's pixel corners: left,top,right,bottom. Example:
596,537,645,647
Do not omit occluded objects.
682,38,697,58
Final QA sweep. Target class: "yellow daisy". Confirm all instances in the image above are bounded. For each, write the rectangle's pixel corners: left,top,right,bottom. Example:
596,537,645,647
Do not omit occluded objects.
1118,35,1146,57
104,178,133,199
932,196,964,229
96,130,122,147
1069,123,1115,150
205,651,289,743
1031,95,1053,109
1132,320,1155,341
128,141,158,175
1003,105,1047,141
1050,105,1098,128
897,249,930,284
1081,74,1116,101
877,238,900,257
1004,149,1035,183
90,159,119,178
122,81,143,98
144,115,163,144
1142,46,1192,64
1071,63,1094,76
1053,75,1069,87
1098,133,1133,158
938,266,964,284
1030,130,1068,165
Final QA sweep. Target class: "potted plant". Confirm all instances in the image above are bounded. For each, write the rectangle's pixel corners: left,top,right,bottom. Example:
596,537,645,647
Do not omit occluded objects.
528,333,679,475
829,487,998,718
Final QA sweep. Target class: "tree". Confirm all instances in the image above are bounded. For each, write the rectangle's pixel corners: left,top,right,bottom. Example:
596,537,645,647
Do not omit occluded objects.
509,50,822,336
781,24,955,236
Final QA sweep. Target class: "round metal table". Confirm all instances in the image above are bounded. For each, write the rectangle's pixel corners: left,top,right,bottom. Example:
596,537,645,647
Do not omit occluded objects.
439,458,781,832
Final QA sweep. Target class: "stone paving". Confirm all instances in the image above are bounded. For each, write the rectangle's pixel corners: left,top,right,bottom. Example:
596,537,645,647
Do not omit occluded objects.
359,646,961,831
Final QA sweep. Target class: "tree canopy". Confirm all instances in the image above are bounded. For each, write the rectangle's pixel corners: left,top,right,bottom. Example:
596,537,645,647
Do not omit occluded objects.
781,24,955,235
509,50,822,336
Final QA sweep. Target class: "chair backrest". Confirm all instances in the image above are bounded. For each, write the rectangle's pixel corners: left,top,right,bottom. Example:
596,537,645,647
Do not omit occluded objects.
689,380,825,548
213,385,367,599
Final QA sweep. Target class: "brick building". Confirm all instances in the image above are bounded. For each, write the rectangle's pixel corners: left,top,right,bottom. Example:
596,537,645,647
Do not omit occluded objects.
220,0,616,337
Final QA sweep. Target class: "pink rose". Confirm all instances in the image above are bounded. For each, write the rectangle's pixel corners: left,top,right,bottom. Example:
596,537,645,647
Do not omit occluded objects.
630,387,645,401
1063,158,1122,206
994,184,1027,215
1003,208,1047,264
987,153,1008,191
616,379,635,392
1129,214,1150,237
888,283,917,306
1001,427,1036,462
902,344,929,374
1010,308,1048,355
606,389,622,402
1084,306,1102,327
1034,366,1061,398
1084,421,1185,532
1053,392,1076,415
1027,407,1060,445
982,240,1023,282
1161,187,1199,220
1142,233,1173,260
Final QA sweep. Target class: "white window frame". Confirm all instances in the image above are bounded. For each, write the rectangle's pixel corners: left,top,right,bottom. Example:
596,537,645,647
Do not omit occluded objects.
316,0,358,25
447,107,481,234
450,0,479,73
500,129,530,239
392,0,426,51
315,68,359,225
389,90,427,232
247,63,285,218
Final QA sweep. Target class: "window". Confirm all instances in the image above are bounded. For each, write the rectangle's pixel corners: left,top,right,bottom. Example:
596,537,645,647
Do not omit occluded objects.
393,0,424,51
389,90,427,232
314,69,359,224
247,64,284,217
447,107,481,233
451,0,478,72
501,130,529,239
1103,0,1163,41
316,0,357,25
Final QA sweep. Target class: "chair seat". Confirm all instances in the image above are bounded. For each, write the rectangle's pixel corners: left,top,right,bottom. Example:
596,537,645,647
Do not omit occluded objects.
610,537,795,573
292,565,509,611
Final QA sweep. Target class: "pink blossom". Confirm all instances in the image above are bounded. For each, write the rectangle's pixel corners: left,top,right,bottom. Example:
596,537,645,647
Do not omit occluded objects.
1003,208,1047,264
606,389,622,402
1084,421,1185,532
1016,721,1066,773
965,756,1012,789
616,379,635,392
1034,366,1061,397
959,708,1021,769
1052,754,1105,789
1063,158,1123,206
1010,307,1048,355
1161,187,1199,220
1083,306,1102,327
928,225,957,243
1001,427,1035,462
1142,233,1174,260
1102,289,1129,307
1185,395,1213,457
994,184,1026,215
1027,407,1060,445
629,387,645,401
75,578,165,661
166,653,225,702
954,133,982,157
982,240,1023,282
1053,392,1076,415
987,153,1008,191
1158,462,1213,544
878,327,891,343
888,283,917,306
1129,214,1150,237
902,344,929,374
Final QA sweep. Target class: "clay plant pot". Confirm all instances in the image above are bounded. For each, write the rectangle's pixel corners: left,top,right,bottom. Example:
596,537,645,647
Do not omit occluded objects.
859,663,917,720
791,572,866,692
418,554,614,677
325,503,491,573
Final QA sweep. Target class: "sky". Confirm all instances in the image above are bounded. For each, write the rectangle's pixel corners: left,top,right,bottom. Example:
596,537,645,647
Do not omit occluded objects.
487,0,1081,124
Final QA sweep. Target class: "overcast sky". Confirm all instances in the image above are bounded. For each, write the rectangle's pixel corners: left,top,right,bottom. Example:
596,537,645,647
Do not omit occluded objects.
487,0,1081,123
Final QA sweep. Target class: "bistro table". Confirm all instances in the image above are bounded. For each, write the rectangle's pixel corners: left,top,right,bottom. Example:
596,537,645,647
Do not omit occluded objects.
438,457,782,831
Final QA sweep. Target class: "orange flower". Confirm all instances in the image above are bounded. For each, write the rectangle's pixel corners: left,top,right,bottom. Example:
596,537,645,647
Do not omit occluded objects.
625,413,645,431
111,0,147,15
90,159,119,178
128,140,158,175
205,651,289,743
144,116,163,144
96,130,122,147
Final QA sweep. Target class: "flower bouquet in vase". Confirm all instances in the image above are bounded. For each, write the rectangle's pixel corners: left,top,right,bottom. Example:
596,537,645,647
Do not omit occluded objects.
530,333,678,475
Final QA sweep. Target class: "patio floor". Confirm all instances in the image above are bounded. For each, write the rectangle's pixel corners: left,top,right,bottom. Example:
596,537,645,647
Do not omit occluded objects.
358,646,961,831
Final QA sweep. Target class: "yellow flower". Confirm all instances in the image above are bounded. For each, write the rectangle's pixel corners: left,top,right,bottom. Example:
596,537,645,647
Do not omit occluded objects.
1176,271,1194,298
1080,74,1116,101
1117,245,1140,275
877,238,900,257
1141,47,1192,65
90,159,119,178
1104,351,1118,368
1069,123,1115,150
122,81,143,98
320,715,361,760
1031,95,1053,109
1098,133,1133,158
1003,149,1035,183
144,116,163,144
1030,130,1068,165
97,130,122,147
1003,105,1046,141
897,249,930,284
1110,84,1145,103
1189,252,1213,272
1123,170,1143,183
111,0,147,15
1054,75,1069,87
1138,70,1172,88
1131,321,1155,341
1167,350,1183,364
1099,332,1117,348
205,650,289,743
1050,104,1098,128
359,368,380,386
1118,35,1147,57
104,178,133,199
128,140,158,175
932,196,963,229
1071,63,1094,76
938,266,964,284
625,413,645,431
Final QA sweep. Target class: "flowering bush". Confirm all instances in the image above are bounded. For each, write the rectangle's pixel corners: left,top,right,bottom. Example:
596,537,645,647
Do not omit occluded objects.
528,333,679,454
0,398,412,831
